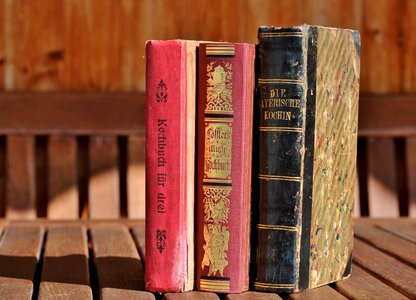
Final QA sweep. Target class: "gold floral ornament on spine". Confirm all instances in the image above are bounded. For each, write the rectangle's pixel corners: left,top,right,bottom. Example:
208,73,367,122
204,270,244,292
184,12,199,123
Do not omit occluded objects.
201,187,231,276
206,62,233,114
202,49,233,279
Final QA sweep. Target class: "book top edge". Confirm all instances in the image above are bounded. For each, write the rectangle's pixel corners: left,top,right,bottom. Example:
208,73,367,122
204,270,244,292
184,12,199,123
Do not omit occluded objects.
258,25,359,34
200,42,254,47
145,39,220,45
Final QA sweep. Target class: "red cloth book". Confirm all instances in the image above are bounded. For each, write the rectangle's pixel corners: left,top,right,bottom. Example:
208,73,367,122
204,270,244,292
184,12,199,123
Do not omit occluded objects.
195,43,255,293
145,40,199,292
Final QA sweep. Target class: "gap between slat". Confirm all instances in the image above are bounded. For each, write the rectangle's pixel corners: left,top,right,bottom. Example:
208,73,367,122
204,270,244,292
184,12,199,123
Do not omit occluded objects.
394,138,409,216
77,136,90,219
118,136,128,218
35,136,49,218
357,137,369,216
32,230,47,300
87,228,100,300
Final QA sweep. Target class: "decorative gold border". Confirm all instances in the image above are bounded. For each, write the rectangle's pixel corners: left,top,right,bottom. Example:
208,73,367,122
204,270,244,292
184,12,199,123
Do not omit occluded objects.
206,45,235,56
258,174,302,182
200,279,230,291
202,185,232,191
205,117,234,123
257,224,298,231
258,32,303,38
203,178,232,184
205,110,234,115
254,281,295,288
259,126,303,133
258,78,304,84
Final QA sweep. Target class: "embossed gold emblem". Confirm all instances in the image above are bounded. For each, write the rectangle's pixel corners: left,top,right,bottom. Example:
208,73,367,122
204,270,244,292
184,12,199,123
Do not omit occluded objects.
203,187,230,223
206,62,233,114
201,187,230,276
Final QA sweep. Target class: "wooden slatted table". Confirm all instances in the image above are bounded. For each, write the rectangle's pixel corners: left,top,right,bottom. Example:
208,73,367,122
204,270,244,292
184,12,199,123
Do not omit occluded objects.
0,218,414,300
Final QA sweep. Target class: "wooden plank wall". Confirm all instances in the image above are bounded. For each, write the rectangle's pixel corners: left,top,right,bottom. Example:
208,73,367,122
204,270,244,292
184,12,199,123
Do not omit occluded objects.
0,0,415,218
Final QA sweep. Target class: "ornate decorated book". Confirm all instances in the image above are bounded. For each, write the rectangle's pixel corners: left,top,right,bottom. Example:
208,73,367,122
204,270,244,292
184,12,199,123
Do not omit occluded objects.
195,43,255,293
255,25,360,292
145,40,199,292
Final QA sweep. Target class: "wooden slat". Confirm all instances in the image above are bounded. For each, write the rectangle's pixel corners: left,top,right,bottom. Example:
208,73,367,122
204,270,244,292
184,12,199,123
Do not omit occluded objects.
89,137,119,219
48,136,78,219
9,219,144,228
355,222,416,266
353,238,416,298
407,137,416,217
288,285,347,300
63,0,142,90
355,217,415,226
40,226,89,285
0,0,4,91
302,0,362,30
367,138,400,217
6,136,36,219
0,93,144,135
85,0,122,90
119,0,144,91
63,0,90,90
0,276,33,300
358,95,416,138
3,0,67,222
101,288,155,300
39,282,92,300
226,291,282,300
90,224,144,291
361,0,401,93
242,0,303,44
127,136,145,219
403,0,416,219
403,0,416,93
0,225,44,280
3,0,65,91
185,0,244,42
376,221,416,243
335,264,408,299
131,222,145,261
164,291,220,300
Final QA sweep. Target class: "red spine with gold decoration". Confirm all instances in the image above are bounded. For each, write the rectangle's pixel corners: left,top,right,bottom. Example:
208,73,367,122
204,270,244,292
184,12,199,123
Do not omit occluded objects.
196,43,255,293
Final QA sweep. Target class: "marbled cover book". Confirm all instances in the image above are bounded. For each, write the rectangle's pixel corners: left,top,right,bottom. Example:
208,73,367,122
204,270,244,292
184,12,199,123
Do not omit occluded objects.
255,25,360,292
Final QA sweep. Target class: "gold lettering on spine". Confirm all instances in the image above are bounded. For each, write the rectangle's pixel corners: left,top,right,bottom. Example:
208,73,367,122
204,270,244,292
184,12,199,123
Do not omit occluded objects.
202,59,232,280
204,121,232,180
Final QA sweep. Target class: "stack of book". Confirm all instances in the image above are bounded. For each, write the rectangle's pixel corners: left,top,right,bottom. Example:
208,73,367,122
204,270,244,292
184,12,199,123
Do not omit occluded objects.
145,25,360,294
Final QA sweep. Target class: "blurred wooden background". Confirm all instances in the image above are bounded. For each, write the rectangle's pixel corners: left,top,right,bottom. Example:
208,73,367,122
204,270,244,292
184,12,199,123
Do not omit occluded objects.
0,0,415,218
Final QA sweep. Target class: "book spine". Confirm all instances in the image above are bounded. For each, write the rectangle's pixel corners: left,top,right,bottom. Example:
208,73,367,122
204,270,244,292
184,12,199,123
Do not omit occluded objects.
145,40,193,292
196,43,254,293
255,27,307,293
